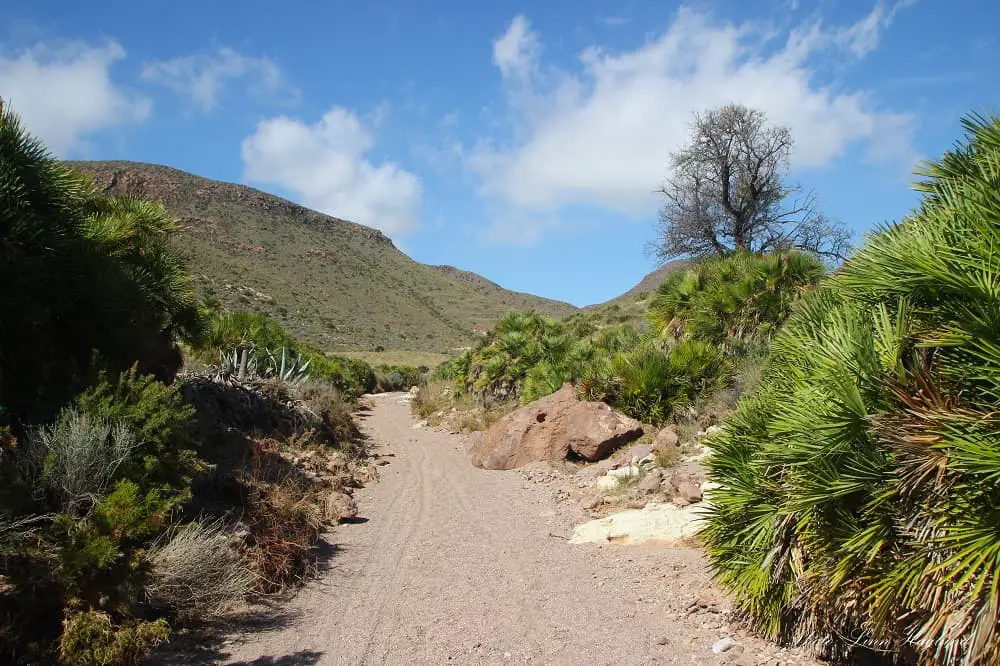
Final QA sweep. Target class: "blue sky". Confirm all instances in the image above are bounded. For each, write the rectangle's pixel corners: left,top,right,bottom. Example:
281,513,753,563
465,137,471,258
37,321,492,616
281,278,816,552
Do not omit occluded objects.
2,1,997,306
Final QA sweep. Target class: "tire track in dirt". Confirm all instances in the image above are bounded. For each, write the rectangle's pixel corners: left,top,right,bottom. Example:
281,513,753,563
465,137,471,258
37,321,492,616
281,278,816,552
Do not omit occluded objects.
356,412,435,664
220,392,823,666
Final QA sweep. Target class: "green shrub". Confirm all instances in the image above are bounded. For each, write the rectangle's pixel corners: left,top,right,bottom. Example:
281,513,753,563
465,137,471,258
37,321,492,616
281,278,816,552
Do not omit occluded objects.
462,311,585,404
702,112,1000,665
335,356,377,395
201,311,296,353
579,339,725,424
375,364,422,392
521,362,569,404
429,358,459,381
58,611,167,666
75,367,199,505
0,368,203,659
647,249,823,356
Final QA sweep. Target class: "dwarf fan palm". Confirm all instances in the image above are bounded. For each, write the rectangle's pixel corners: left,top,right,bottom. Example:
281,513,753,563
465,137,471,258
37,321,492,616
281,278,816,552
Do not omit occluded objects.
702,112,1000,665
0,103,200,424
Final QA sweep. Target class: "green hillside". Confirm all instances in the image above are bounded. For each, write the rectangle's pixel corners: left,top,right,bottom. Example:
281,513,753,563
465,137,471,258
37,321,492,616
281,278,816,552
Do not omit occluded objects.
69,161,577,353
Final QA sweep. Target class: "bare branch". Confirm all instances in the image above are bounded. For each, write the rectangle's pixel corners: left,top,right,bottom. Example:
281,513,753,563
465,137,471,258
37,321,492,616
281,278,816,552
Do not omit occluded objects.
652,104,851,263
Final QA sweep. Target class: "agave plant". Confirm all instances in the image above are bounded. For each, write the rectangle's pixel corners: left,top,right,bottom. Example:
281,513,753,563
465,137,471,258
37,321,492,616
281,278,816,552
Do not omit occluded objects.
261,347,311,384
217,346,258,382
702,112,1000,665
216,346,310,385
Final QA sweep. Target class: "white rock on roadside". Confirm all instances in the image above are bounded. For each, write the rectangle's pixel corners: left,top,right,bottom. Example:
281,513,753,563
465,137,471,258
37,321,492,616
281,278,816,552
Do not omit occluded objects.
712,637,735,654
606,465,640,479
595,465,640,491
569,503,702,545
596,475,620,491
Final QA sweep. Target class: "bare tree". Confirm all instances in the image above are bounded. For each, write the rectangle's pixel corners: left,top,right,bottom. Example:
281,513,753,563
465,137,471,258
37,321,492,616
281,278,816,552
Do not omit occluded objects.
651,104,850,263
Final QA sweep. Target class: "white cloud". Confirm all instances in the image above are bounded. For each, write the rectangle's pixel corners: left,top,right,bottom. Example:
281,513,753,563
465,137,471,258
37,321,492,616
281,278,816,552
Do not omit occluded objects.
0,41,150,156
792,0,917,58
241,107,422,236
469,7,918,242
493,15,539,81
142,46,296,111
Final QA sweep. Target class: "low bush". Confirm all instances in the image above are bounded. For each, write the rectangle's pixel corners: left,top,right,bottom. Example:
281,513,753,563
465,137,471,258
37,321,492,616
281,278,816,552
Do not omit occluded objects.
297,381,362,450
74,367,200,505
58,611,168,666
653,445,681,469
374,364,422,392
702,112,1000,665
411,380,451,421
647,250,824,356
237,442,324,593
145,519,254,622
580,339,726,425
21,411,137,516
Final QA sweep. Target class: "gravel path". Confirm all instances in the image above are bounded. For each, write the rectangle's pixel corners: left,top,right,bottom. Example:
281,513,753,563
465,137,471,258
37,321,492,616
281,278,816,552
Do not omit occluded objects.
218,393,819,666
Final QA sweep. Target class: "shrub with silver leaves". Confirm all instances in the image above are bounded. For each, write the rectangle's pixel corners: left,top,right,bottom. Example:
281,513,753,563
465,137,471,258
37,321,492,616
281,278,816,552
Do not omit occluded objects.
22,409,137,516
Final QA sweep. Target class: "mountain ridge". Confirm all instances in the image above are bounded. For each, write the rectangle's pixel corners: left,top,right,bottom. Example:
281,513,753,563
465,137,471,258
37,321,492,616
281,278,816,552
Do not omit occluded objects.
69,161,577,353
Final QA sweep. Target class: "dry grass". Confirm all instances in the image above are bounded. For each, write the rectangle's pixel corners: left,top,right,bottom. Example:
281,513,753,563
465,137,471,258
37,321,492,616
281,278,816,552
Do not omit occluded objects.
674,418,702,448
414,383,519,434
410,380,451,421
450,400,516,433
237,440,325,593
654,446,682,469
408,381,515,433
297,380,362,452
339,350,450,369
146,518,254,621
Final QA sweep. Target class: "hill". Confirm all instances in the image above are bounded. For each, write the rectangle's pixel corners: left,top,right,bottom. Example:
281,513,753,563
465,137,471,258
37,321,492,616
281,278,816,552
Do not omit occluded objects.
591,259,690,309
564,260,689,332
69,161,577,353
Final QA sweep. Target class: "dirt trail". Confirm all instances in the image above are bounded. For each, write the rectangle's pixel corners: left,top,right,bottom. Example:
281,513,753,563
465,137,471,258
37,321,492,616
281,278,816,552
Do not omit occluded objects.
219,393,818,666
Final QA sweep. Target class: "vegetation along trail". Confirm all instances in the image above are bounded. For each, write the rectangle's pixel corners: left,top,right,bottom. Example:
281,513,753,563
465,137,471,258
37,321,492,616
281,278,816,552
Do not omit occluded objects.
222,393,817,666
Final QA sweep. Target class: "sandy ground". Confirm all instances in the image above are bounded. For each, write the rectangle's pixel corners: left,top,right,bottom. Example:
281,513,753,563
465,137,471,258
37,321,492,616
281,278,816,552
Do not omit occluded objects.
209,393,820,666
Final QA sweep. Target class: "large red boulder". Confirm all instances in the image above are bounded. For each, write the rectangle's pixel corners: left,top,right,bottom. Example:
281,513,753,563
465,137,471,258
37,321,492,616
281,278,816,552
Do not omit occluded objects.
470,385,644,470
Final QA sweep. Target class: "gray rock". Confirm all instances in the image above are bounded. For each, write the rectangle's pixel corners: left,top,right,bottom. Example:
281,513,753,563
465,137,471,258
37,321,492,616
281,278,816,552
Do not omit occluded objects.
712,637,736,654
325,492,358,522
